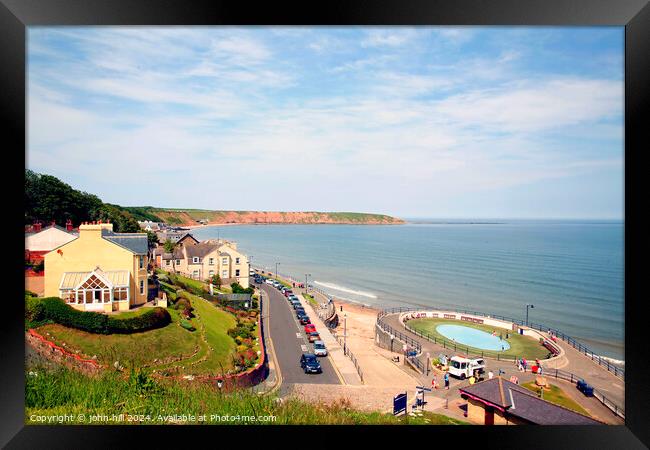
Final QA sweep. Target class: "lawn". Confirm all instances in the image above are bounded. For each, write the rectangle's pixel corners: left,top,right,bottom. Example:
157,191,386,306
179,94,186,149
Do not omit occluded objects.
521,381,591,417
302,293,317,307
35,293,239,375
183,292,237,375
407,318,549,360
36,308,200,369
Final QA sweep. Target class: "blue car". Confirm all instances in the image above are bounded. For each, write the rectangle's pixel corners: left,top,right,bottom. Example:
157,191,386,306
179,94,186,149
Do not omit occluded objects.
300,353,322,374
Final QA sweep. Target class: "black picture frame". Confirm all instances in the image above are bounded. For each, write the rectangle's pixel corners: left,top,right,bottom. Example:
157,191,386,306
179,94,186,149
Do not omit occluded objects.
2,0,648,448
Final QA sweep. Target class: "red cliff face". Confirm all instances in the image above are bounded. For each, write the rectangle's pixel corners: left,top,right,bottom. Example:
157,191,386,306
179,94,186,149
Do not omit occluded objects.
155,210,405,227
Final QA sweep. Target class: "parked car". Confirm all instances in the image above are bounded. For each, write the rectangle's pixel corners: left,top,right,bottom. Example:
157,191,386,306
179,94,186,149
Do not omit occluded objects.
295,308,306,317
304,324,317,334
284,290,294,297
308,332,321,343
288,294,299,301
293,303,304,310
298,315,311,325
300,353,322,374
313,340,327,356
265,279,274,285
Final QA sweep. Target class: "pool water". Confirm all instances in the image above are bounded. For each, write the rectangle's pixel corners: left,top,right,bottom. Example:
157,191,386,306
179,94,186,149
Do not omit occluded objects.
436,324,511,351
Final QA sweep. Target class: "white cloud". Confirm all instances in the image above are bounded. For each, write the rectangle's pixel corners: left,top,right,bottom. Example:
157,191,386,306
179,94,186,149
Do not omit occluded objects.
361,29,417,47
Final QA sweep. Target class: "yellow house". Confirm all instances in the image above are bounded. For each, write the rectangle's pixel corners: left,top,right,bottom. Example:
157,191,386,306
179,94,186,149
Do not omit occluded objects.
43,222,149,312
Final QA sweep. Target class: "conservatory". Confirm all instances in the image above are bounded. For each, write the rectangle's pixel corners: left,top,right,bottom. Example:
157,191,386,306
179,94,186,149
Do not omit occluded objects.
58,267,131,312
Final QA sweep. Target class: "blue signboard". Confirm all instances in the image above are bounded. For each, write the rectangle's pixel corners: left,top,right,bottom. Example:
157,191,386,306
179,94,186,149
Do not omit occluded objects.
393,392,407,415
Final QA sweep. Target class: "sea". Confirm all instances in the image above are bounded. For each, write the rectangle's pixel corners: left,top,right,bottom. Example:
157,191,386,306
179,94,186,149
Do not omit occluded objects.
192,219,624,362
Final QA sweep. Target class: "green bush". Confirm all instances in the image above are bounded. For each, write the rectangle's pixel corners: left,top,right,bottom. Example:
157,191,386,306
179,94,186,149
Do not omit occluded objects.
230,282,254,295
28,297,171,334
25,290,38,298
180,319,195,332
107,308,171,334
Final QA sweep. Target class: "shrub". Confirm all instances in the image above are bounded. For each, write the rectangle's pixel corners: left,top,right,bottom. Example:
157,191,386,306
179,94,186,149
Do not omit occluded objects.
25,296,49,329
180,319,196,332
25,290,38,298
107,307,171,334
230,282,254,295
33,260,45,273
29,297,171,334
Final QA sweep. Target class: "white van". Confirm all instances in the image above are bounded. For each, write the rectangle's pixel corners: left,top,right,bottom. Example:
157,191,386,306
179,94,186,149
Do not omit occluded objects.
448,356,486,379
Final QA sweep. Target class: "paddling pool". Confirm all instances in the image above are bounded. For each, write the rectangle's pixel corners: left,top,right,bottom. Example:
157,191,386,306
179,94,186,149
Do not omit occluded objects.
436,324,511,351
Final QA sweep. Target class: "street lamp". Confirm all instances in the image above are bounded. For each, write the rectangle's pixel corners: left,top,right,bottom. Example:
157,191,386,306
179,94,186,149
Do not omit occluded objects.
343,313,347,355
305,273,311,292
526,304,535,326
275,262,280,279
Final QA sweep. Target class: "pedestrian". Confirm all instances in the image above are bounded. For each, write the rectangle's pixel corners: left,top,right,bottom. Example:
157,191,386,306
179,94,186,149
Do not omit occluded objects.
432,377,438,389
522,358,527,372
444,372,450,389
469,374,476,385
488,370,494,380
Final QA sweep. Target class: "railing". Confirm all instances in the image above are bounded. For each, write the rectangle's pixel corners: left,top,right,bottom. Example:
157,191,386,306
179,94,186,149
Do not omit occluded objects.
544,368,625,420
377,306,624,379
334,334,364,383
376,310,425,373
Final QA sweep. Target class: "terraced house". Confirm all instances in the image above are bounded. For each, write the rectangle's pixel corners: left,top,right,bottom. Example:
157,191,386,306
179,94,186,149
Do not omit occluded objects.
43,222,149,312
154,239,250,288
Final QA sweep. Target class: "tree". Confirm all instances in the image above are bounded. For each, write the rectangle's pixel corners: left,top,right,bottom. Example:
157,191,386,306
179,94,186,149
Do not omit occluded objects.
211,274,222,289
163,239,177,272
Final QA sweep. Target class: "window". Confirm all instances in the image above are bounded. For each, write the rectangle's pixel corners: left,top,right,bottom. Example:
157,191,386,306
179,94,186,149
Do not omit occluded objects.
209,270,214,277
222,270,228,277
235,269,240,277
165,260,170,266
115,287,128,301
176,259,181,265
139,280,145,295
209,258,214,265
193,270,199,278
235,257,240,264
222,257,228,264
139,255,144,269
193,257,199,264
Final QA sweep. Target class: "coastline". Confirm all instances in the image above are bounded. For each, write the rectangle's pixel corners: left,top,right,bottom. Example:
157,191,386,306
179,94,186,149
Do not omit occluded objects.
182,222,406,229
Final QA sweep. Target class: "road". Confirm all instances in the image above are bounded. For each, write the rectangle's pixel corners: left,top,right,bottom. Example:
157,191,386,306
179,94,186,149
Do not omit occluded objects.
258,280,341,386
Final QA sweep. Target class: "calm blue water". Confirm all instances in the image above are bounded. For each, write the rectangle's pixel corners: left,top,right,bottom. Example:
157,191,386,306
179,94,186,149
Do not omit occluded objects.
436,324,511,351
192,220,624,361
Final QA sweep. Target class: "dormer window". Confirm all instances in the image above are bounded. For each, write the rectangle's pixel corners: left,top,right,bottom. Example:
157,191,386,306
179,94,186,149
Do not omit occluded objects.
235,257,240,264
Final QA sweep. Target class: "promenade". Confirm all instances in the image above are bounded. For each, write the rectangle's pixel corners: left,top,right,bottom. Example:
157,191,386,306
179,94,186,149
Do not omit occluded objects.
380,311,624,424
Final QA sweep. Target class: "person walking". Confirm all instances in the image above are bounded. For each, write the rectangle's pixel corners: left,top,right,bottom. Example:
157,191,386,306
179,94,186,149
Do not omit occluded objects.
469,374,476,385
432,377,438,389
488,370,494,380
444,372,450,389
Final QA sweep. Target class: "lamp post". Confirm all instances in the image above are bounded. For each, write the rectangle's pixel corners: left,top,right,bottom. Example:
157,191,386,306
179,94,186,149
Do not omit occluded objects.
526,304,534,326
275,262,280,280
305,273,311,292
343,313,347,355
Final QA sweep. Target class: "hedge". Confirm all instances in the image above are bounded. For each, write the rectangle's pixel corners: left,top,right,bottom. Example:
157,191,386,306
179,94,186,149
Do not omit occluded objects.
27,297,171,334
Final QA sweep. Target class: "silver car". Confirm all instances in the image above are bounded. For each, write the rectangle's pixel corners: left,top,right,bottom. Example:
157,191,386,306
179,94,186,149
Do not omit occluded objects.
313,340,327,356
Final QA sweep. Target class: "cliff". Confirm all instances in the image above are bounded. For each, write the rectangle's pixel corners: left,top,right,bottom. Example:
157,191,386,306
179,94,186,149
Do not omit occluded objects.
140,209,405,226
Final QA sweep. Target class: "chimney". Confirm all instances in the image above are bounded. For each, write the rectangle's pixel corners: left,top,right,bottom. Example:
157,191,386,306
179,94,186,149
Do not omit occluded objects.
51,220,56,227
66,219,73,231
33,221,42,232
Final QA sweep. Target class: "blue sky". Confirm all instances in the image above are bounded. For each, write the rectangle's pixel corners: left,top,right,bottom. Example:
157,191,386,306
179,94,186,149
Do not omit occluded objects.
27,27,624,219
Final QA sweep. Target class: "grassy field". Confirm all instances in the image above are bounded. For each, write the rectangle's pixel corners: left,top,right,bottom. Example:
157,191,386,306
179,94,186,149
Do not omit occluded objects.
36,308,200,369
407,318,549,360
25,364,467,425
521,381,591,416
34,293,238,375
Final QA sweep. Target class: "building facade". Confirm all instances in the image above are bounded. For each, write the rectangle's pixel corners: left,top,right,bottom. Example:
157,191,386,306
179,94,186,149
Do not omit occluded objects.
25,223,78,264
155,238,249,288
44,222,149,312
